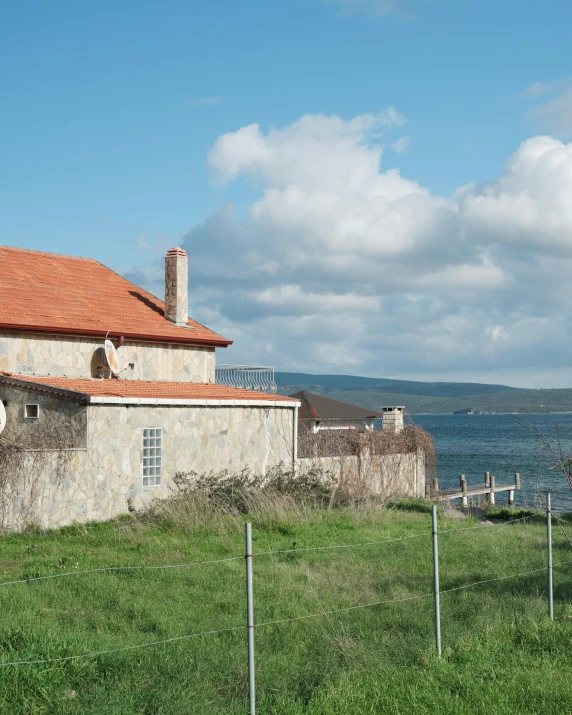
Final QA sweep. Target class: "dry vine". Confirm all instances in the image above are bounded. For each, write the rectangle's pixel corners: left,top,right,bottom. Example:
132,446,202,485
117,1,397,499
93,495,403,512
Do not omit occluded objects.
0,411,86,531
297,420,435,500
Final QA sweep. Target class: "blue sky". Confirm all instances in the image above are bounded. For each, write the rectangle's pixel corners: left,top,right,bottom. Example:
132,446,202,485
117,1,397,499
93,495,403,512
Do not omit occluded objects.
3,0,572,387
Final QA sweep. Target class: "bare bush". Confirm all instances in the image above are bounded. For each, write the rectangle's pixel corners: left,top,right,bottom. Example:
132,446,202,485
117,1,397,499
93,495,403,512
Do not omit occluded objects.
139,463,385,533
140,422,435,533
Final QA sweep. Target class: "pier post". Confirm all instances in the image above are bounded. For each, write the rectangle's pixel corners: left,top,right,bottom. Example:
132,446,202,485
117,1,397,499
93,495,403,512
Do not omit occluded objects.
489,475,496,505
460,474,468,508
484,471,490,487
432,477,439,497
515,472,521,490
547,493,554,621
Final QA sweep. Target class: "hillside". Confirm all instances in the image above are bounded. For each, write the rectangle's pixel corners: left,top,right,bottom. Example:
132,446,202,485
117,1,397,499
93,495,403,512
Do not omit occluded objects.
275,373,572,413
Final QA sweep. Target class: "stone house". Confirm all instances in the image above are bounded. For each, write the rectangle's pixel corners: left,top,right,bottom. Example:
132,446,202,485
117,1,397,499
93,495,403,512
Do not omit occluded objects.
291,391,384,433
292,393,425,499
0,245,298,530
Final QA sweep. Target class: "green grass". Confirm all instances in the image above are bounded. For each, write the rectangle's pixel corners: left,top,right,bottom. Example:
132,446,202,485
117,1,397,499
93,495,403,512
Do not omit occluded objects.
0,504,571,713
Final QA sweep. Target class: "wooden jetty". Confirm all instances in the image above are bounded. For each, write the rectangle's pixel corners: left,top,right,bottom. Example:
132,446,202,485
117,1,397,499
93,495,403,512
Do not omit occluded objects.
425,472,521,507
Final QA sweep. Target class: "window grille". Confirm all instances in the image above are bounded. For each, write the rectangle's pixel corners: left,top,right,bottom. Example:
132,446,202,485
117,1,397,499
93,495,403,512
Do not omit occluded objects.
142,428,162,486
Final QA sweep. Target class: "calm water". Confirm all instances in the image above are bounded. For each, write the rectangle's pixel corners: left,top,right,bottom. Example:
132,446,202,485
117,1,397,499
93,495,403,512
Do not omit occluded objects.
412,414,572,512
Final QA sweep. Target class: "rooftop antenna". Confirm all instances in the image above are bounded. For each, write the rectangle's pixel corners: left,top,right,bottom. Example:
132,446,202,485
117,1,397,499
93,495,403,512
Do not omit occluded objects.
104,332,120,377
0,400,6,435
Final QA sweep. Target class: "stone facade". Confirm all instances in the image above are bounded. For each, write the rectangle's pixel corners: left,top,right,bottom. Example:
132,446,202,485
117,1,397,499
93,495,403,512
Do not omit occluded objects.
381,407,405,433
0,384,295,530
0,385,87,448
0,331,215,382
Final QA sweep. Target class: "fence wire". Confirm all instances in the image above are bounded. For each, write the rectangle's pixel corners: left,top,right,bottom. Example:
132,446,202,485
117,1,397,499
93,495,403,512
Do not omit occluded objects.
0,555,244,588
1,555,571,669
0,514,546,589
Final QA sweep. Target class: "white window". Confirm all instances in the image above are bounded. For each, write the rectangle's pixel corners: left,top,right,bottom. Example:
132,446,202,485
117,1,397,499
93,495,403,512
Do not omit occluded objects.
142,428,162,486
25,403,40,420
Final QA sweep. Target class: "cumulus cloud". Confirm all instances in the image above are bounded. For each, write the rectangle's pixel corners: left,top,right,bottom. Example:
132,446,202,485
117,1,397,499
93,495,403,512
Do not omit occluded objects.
128,111,572,386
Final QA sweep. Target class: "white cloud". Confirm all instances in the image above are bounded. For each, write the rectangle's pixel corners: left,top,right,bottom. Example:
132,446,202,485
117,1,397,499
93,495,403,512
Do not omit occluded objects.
522,77,571,100
129,111,572,385
391,136,411,154
523,81,549,99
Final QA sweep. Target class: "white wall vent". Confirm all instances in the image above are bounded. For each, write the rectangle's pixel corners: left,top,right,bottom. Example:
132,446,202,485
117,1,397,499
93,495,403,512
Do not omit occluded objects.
24,403,40,420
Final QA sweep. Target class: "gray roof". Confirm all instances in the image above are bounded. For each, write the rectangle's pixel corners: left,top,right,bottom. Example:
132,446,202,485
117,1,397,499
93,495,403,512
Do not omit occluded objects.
289,391,384,422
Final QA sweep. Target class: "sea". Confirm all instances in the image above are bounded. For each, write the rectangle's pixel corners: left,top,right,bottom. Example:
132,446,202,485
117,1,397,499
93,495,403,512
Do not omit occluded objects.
412,413,572,513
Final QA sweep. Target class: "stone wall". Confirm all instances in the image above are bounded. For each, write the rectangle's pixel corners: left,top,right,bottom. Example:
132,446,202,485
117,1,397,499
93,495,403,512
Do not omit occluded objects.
0,385,87,447
297,451,426,499
0,386,295,530
0,331,215,382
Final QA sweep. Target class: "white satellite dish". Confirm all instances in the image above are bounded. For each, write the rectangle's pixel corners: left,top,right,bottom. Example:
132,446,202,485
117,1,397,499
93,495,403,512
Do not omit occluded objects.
0,401,6,435
104,339,120,376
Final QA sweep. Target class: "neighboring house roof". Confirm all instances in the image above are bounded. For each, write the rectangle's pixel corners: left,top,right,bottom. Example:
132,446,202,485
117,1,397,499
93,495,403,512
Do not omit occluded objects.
289,391,384,422
0,246,232,347
0,373,299,407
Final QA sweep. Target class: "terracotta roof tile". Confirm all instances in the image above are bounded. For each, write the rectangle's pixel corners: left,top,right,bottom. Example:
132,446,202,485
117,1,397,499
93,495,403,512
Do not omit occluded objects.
1,374,298,403
0,246,231,347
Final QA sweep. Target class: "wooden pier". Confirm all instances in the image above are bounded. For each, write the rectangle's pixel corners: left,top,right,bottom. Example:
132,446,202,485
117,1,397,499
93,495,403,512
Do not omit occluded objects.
425,472,521,507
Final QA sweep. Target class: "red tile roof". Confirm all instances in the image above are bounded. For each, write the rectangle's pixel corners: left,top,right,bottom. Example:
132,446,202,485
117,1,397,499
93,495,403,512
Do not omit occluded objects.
1,374,299,403
0,246,232,347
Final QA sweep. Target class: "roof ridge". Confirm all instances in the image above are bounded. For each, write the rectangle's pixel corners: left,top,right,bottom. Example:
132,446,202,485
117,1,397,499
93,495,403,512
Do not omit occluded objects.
0,245,99,262
291,390,384,419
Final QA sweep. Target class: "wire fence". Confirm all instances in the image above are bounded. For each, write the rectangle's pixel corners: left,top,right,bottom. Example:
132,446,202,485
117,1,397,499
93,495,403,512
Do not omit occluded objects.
0,499,570,714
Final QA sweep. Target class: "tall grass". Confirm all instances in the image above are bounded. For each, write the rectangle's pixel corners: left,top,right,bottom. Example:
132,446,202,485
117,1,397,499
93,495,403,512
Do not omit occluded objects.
0,493,570,713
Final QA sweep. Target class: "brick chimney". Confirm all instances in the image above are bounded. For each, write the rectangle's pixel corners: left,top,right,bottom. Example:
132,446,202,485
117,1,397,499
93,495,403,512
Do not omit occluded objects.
164,247,189,326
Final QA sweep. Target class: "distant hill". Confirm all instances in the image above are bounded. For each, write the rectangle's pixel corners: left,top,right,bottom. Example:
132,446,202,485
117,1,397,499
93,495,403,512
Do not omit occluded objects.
275,372,572,414
275,372,520,398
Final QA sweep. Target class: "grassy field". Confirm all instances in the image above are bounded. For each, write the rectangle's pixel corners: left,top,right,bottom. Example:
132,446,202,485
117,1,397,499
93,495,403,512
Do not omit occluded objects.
0,503,571,713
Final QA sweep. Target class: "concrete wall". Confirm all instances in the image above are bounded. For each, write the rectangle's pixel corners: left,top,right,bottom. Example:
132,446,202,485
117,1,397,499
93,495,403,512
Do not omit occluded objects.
0,384,295,530
297,451,426,499
0,331,215,382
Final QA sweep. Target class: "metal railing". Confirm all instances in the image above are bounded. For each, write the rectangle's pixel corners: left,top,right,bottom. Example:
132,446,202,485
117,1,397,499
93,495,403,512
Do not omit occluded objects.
215,365,277,394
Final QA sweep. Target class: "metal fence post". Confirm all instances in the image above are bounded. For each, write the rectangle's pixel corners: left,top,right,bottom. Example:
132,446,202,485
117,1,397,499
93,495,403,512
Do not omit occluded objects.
547,493,553,621
245,522,256,714
431,505,442,658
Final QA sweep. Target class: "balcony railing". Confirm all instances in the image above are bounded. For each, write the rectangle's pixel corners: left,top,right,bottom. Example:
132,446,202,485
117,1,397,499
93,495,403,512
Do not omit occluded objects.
215,365,277,394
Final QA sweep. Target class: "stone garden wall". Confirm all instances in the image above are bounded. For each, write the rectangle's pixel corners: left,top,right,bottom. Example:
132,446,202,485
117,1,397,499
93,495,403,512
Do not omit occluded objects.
297,451,426,499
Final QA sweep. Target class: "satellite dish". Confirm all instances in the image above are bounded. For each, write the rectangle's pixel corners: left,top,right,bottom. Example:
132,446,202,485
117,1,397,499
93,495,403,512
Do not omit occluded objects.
104,339,120,376
0,401,6,435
